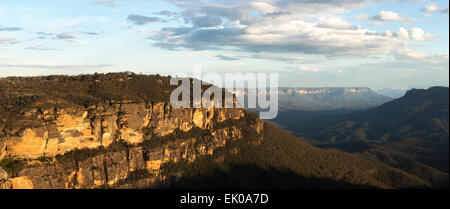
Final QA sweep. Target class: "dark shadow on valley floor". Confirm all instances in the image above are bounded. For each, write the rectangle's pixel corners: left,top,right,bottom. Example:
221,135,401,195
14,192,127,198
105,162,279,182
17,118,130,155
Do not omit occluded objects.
156,163,378,189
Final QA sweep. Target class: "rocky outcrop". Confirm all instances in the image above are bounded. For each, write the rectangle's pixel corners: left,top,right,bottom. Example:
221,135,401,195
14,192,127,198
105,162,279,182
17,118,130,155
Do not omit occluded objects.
0,168,11,189
0,101,263,189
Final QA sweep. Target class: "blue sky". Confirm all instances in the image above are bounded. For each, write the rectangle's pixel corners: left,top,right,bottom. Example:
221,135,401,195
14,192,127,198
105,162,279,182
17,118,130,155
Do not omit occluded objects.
0,0,448,88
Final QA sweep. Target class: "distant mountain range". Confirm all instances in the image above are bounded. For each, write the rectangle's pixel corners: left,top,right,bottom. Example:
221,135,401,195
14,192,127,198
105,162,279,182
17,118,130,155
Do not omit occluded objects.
272,87,449,188
277,87,392,111
372,88,409,99
309,87,449,144
237,87,393,111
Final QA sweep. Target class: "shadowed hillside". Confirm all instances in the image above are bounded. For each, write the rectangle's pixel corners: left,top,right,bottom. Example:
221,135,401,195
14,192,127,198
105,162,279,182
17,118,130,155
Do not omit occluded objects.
157,123,432,189
272,87,449,188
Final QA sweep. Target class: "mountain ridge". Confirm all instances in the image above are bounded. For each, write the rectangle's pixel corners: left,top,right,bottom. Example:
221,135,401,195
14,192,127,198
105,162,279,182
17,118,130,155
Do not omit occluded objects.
277,87,392,111
0,73,443,189
272,86,449,188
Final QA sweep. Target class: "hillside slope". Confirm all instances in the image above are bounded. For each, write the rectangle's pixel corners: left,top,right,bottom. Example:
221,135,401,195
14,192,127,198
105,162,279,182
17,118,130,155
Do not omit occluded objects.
160,123,430,189
276,87,449,188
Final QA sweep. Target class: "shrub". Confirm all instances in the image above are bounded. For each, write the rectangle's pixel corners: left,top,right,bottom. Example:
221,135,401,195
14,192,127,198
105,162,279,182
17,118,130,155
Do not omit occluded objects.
0,158,25,177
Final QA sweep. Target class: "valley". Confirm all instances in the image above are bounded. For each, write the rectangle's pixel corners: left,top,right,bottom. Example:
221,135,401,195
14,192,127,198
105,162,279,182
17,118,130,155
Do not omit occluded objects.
270,87,449,188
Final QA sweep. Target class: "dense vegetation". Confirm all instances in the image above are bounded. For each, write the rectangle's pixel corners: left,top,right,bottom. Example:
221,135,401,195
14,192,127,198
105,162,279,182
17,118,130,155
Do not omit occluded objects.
0,158,25,178
158,123,431,189
0,72,175,107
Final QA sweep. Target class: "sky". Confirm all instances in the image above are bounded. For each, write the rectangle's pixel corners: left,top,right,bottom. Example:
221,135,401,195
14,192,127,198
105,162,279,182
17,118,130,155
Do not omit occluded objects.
0,0,448,88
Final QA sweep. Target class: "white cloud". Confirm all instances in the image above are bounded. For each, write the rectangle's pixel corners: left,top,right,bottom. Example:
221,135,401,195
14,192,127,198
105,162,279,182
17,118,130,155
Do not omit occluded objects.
421,3,449,14
370,10,416,24
297,66,319,72
410,27,425,41
396,27,410,40
395,27,434,41
395,48,448,64
316,17,358,30
421,3,439,12
374,11,403,21
384,30,393,37
249,1,278,14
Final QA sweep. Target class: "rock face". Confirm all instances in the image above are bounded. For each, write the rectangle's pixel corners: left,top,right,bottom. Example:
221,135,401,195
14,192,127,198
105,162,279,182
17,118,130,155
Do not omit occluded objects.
0,168,11,189
0,101,263,189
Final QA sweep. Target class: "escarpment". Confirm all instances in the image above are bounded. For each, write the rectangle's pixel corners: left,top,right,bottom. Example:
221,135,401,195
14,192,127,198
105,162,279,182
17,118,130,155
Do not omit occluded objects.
0,101,264,189
0,73,265,189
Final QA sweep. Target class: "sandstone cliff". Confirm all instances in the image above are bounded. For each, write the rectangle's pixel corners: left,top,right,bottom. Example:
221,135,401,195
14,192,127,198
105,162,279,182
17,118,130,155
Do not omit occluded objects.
0,73,267,189
0,99,264,189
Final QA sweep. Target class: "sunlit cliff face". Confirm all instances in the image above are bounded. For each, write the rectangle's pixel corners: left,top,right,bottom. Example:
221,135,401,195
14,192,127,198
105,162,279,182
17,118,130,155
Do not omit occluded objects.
0,99,264,189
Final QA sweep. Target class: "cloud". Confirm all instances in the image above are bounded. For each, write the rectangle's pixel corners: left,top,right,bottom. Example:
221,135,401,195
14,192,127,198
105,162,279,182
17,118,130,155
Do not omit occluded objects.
421,3,449,14
421,3,439,12
264,11,291,17
216,53,240,61
250,53,304,63
373,10,403,21
215,52,306,62
150,0,436,63
296,66,319,72
94,0,117,7
394,49,448,64
152,16,411,57
127,14,160,25
191,16,223,27
166,0,367,21
80,31,102,35
0,63,112,69
56,32,76,41
154,10,178,17
0,36,20,47
354,10,416,23
0,26,22,32
371,10,416,23
410,27,425,41
396,27,410,39
26,46,58,51
316,17,358,30
394,27,434,41
36,32,56,36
